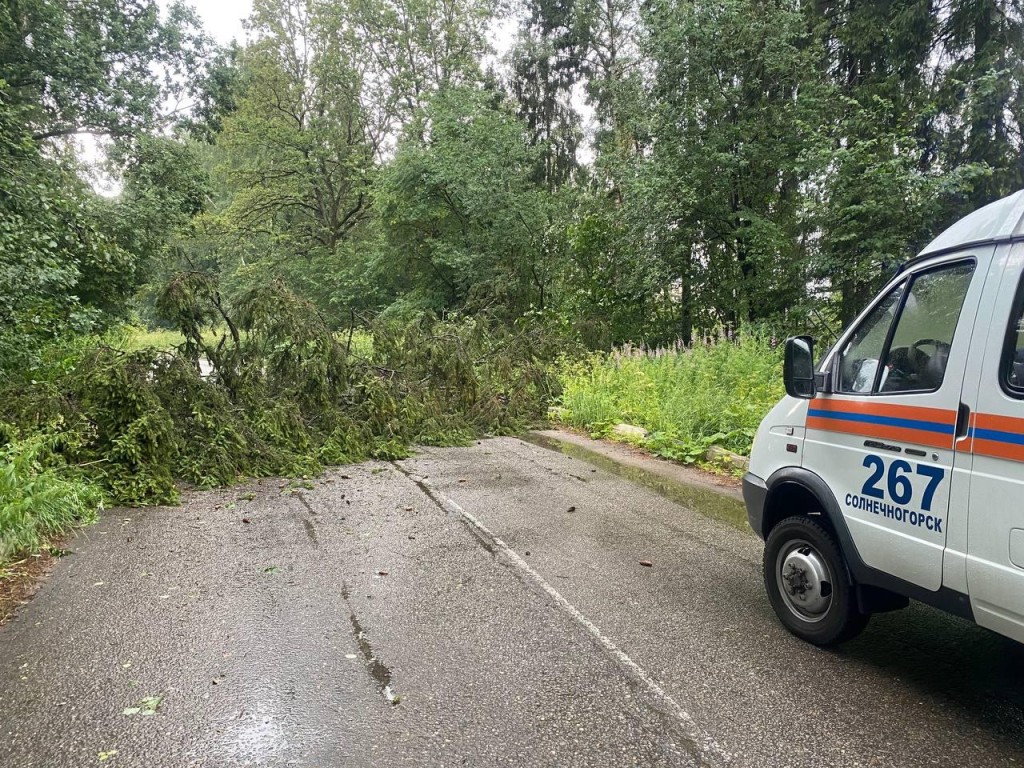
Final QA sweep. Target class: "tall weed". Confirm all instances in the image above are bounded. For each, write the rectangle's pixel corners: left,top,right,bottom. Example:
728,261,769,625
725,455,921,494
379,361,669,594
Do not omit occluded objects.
557,335,783,461
0,433,103,560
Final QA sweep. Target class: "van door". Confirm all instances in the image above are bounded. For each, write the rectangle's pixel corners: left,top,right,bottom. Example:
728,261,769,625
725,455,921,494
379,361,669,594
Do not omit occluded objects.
805,255,987,590
965,244,1024,643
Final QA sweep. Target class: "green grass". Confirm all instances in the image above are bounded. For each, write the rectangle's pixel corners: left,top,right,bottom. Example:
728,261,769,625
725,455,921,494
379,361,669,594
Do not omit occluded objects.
556,335,784,464
119,327,189,351
106,324,215,352
337,329,373,358
114,326,374,358
0,435,103,564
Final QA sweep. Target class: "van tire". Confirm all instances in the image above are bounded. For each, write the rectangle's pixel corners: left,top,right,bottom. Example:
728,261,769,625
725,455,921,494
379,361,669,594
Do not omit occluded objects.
764,515,869,646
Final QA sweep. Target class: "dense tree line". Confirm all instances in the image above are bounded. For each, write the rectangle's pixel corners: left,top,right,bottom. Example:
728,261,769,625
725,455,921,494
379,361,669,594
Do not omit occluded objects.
2,0,1023,368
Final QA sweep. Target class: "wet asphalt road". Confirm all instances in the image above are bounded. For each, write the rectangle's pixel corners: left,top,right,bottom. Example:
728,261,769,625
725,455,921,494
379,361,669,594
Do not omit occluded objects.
2,435,1023,767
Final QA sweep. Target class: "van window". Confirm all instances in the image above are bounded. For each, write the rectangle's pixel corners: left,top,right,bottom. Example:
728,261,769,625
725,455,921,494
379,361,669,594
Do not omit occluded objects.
878,262,974,393
838,283,904,393
838,261,974,395
1003,280,1024,395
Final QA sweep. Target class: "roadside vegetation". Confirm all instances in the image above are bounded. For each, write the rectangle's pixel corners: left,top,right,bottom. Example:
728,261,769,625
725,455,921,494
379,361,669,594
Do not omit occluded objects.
2,0,1022,568
557,336,784,463
114,326,375,358
0,436,103,562
0,308,559,569
2,303,559,507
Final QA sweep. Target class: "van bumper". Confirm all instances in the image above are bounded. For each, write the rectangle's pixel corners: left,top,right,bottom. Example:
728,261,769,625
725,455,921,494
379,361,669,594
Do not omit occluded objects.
742,472,768,539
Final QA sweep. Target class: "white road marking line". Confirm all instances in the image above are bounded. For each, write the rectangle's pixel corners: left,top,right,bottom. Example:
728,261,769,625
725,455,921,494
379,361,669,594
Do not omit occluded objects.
407,471,731,768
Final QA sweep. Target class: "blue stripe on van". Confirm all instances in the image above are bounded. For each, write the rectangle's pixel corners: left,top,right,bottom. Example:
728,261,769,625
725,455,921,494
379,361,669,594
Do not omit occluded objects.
807,408,955,435
970,427,1024,446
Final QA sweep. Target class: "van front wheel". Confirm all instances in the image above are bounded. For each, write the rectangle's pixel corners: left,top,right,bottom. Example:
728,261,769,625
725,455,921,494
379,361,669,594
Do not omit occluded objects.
763,516,869,646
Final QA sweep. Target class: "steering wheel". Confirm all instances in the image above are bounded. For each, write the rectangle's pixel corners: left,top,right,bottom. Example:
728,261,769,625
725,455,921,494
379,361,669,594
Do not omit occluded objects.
909,338,950,362
909,339,951,384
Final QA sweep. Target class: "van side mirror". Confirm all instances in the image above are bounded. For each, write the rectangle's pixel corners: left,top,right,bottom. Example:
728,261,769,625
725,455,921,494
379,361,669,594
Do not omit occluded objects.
784,336,816,399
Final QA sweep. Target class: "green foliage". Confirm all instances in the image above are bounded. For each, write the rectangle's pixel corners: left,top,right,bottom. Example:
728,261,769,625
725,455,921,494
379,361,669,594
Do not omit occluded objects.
557,335,784,461
0,433,103,561
0,281,563,510
112,135,212,264
598,0,822,343
0,94,133,369
0,1,212,374
375,86,555,318
802,96,989,323
0,0,206,141
509,0,589,189
5,0,1024,375
73,348,180,504
218,4,374,253
3,0,1024,558
335,0,497,125
560,195,677,348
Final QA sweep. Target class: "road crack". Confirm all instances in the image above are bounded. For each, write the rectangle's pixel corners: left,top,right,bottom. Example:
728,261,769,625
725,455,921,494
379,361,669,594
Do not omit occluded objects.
390,459,730,768
340,582,398,706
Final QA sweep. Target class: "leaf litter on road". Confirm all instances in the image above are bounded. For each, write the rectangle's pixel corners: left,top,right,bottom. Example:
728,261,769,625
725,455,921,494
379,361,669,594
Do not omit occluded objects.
123,695,162,716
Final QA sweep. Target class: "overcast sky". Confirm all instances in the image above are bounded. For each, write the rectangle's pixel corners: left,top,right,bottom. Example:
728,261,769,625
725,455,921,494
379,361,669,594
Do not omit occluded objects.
179,0,253,44
86,1,589,190
181,0,521,52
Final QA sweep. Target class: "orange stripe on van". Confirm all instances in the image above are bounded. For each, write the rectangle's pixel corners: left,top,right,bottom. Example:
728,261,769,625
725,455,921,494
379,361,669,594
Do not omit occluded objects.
969,438,1024,463
806,415,955,449
974,412,1024,434
809,399,956,424
965,412,1024,462
806,398,957,450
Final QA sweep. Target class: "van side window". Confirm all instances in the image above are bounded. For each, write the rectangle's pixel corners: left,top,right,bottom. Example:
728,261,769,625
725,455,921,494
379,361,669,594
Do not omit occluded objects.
838,261,974,395
838,284,904,393
1003,281,1024,395
878,262,974,393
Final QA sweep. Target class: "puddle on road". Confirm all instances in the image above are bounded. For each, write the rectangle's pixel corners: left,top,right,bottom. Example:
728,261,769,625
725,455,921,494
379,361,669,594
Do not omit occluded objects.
523,433,750,533
341,582,398,706
230,713,288,762
349,612,398,705
301,518,319,547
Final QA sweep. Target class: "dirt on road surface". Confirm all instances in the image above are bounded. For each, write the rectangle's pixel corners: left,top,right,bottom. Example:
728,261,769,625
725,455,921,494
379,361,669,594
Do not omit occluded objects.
1,435,1023,767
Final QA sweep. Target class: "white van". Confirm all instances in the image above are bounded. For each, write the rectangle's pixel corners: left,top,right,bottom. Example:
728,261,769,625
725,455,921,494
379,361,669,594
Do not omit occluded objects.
744,189,1024,646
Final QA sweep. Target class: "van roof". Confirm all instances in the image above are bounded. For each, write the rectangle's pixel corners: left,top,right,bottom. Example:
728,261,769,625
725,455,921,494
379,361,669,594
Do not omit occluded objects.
919,189,1024,257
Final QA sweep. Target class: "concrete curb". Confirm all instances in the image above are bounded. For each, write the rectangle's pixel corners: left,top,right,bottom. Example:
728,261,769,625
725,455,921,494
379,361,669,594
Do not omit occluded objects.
528,428,744,503
548,414,751,473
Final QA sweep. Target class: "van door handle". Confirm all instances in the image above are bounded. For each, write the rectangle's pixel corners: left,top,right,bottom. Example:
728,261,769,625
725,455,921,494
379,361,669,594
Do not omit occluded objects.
864,440,901,453
955,402,970,439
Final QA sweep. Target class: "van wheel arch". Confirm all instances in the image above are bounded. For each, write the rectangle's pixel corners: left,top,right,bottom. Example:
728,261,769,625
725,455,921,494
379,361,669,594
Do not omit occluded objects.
765,479,843,561
764,482,837,540
763,468,910,616
763,470,854,586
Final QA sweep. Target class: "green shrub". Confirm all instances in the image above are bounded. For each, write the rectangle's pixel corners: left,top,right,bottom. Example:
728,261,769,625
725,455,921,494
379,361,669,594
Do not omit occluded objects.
0,280,565,514
0,433,103,561
556,334,783,463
